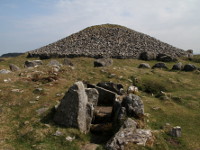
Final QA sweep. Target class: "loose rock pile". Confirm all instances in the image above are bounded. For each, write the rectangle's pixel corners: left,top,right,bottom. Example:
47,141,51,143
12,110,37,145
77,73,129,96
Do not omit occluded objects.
27,24,189,59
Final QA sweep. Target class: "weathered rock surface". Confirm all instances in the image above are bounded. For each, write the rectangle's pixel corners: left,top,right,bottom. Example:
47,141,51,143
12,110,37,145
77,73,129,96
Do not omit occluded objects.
24,60,43,68
127,86,139,94
152,62,168,69
94,58,113,67
88,84,117,105
172,62,183,70
54,81,98,133
182,64,197,71
139,52,156,61
28,24,189,59
0,69,11,74
9,64,20,72
121,94,144,118
97,82,124,95
106,118,154,150
156,54,177,62
138,63,151,69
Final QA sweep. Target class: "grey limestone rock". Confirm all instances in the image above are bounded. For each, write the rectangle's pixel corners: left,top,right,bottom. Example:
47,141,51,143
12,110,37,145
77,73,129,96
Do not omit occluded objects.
152,62,168,69
9,64,20,72
139,52,157,61
97,82,124,95
54,81,98,133
182,64,197,71
24,60,43,68
0,69,11,74
172,62,183,70
156,53,177,62
94,58,113,67
106,118,154,150
138,63,151,69
121,94,144,118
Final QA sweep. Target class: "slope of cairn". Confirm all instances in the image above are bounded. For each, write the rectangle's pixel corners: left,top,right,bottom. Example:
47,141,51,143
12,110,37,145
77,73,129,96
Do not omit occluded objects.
28,24,188,59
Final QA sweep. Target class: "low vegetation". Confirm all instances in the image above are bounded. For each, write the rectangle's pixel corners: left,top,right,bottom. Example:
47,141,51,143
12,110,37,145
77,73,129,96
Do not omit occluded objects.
0,54,200,150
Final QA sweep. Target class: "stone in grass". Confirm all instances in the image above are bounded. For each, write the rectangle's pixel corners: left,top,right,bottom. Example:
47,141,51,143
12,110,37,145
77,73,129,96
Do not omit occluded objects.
138,63,151,69
9,64,20,72
152,62,168,69
94,58,113,67
0,69,11,74
170,126,181,137
182,64,197,71
172,62,183,71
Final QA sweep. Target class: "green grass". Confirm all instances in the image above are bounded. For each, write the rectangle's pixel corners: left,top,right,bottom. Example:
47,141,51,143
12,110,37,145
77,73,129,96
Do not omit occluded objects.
0,54,200,149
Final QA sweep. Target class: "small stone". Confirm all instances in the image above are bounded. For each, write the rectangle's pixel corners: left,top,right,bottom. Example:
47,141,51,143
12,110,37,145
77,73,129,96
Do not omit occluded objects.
11,89,20,92
171,126,181,137
54,130,63,136
0,69,11,74
65,136,75,142
29,101,36,104
138,63,151,69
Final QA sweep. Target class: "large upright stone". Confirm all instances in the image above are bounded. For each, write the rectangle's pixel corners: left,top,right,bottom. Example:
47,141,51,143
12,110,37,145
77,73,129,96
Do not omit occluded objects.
54,81,98,133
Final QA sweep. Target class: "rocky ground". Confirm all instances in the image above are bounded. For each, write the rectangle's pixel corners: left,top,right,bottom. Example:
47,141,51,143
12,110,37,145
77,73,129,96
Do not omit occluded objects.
0,54,200,150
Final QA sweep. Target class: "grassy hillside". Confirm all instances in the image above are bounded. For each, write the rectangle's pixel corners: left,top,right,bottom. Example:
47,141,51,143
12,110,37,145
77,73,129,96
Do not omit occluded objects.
0,54,200,150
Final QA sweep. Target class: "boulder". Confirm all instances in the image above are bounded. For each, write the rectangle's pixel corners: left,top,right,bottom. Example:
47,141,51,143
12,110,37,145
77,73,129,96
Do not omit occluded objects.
0,69,11,74
152,62,168,69
106,118,154,150
24,60,43,68
172,62,183,70
121,94,144,118
54,81,98,133
94,58,113,67
182,64,197,71
48,60,61,67
139,52,156,61
138,63,151,69
63,58,73,66
96,82,124,95
9,64,20,72
156,54,177,62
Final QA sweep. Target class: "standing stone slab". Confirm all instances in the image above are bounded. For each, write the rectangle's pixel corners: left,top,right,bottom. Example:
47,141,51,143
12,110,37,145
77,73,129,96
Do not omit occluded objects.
54,81,97,133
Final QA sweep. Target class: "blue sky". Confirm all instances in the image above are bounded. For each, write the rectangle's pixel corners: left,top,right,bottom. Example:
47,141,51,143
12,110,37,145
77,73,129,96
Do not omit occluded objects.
0,0,200,55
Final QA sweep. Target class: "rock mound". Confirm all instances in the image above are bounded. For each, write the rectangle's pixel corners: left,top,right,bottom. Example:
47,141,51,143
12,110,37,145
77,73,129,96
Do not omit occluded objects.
28,24,189,59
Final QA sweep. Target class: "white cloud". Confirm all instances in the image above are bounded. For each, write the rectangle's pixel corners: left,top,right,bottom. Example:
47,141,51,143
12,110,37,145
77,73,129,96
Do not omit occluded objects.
1,0,200,55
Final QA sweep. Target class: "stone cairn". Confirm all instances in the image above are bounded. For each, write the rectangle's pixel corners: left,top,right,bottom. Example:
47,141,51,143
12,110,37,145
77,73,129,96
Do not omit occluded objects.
27,24,189,59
